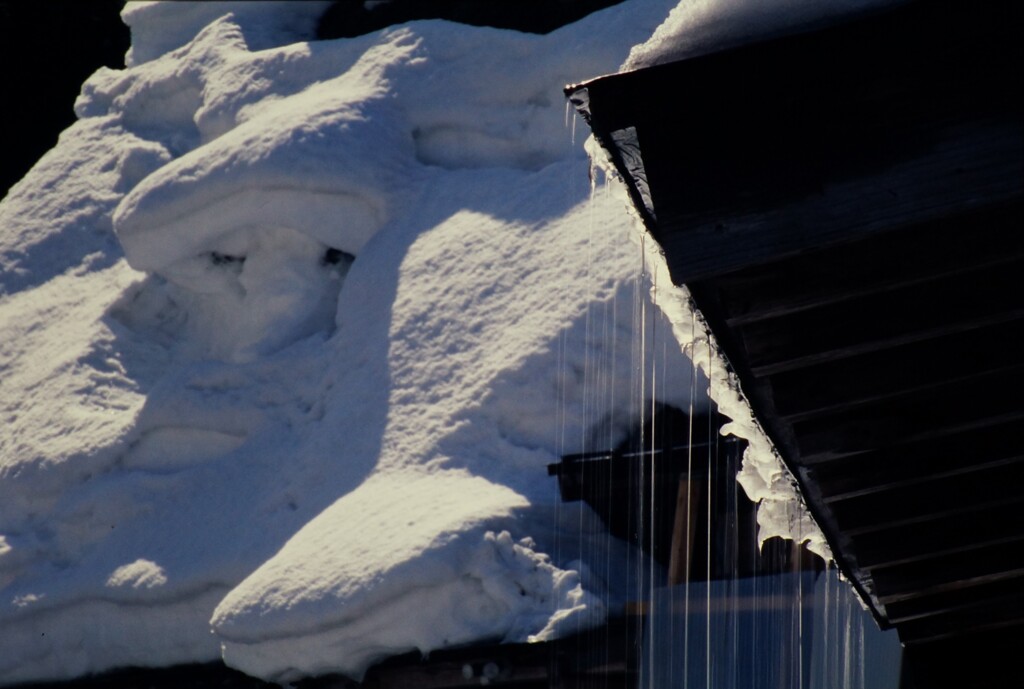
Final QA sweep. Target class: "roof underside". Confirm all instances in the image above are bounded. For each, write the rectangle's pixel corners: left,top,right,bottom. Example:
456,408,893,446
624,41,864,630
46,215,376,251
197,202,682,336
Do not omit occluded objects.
569,0,1023,683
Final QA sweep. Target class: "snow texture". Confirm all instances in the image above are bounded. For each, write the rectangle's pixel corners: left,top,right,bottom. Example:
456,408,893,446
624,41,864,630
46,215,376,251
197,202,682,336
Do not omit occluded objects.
0,0,690,684
584,138,832,560
607,0,910,558
623,0,905,70
0,0,855,684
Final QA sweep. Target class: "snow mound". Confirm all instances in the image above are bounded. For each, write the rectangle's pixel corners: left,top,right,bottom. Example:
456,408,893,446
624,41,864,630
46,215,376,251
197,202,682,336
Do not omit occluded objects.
122,1,331,67
607,0,907,556
1,0,703,684
1,0,849,684
623,0,903,70
213,473,613,682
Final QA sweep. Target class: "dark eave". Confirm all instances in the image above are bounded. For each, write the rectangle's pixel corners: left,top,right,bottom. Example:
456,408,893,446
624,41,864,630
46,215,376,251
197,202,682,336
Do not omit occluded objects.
568,0,1022,283
568,0,1024,682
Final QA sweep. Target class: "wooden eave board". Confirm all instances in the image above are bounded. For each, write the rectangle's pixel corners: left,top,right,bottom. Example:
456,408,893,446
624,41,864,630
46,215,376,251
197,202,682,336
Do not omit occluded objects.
568,0,1024,656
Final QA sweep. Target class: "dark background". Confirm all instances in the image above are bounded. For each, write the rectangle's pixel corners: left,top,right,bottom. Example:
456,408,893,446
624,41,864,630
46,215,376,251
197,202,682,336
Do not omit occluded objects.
0,0,622,202
0,1,129,200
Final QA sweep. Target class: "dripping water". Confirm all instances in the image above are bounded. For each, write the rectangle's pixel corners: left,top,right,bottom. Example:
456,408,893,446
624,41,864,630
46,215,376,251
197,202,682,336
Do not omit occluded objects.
684,317,697,686
558,114,904,689
705,340,713,689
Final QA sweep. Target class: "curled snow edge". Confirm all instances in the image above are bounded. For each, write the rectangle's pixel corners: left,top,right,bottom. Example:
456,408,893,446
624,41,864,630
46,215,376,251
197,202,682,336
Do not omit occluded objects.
585,136,833,562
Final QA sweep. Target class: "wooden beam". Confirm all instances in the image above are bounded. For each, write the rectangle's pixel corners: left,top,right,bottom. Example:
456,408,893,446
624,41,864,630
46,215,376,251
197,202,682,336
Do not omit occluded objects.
821,454,1024,505
767,323,1024,423
658,122,1023,284
822,450,1024,505
805,418,1024,498
791,373,1024,464
624,590,821,615
896,595,1024,645
873,543,1024,605
879,568,1024,608
844,495,1024,540
885,577,1024,625
711,202,1024,327
739,255,1024,377
826,461,1024,534
852,509,1024,572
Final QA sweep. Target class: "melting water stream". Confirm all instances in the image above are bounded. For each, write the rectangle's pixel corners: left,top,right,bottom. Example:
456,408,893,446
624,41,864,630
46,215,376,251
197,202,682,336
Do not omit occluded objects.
549,119,902,687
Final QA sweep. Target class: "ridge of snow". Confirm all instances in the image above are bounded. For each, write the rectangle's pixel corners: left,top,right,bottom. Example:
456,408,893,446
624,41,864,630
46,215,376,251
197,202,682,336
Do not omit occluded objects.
581,122,832,558
623,0,904,71
121,1,332,67
0,0,869,683
1,1,701,684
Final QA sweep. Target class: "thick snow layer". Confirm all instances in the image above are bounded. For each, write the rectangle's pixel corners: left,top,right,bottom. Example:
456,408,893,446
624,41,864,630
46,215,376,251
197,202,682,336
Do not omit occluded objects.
600,0,900,555
623,0,904,70
121,1,332,67
214,474,623,681
585,139,831,560
1,0,709,685
0,0,854,683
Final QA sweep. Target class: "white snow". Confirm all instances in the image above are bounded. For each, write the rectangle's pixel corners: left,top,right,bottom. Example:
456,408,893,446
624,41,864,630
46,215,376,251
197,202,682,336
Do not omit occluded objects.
589,0,909,556
106,559,169,589
0,0,697,684
590,0,908,559
121,1,332,68
623,0,905,70
0,0,869,684
583,138,831,559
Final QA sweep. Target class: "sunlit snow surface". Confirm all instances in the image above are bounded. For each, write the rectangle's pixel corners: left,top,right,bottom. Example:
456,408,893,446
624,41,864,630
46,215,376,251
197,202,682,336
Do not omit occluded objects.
607,0,908,561
622,0,903,69
0,0,690,684
0,0,863,683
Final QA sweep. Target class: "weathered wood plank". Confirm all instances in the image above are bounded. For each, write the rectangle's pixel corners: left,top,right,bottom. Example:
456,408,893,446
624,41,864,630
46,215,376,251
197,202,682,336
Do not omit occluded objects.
805,418,1024,501
895,593,1024,644
658,122,1023,284
791,364,1024,463
575,1,1024,283
708,202,1024,327
872,542,1024,605
828,461,1024,535
885,578,1024,625
850,502,1024,572
767,320,1024,422
738,255,1024,377
579,2,1022,279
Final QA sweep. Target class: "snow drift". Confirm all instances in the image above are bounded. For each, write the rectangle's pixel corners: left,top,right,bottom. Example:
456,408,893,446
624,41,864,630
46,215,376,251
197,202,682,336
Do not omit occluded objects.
0,0,691,684
0,0,845,684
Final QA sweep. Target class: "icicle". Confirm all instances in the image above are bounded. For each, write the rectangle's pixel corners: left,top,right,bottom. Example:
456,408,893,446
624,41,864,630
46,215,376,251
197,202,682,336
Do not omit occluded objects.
576,129,911,689
682,314,696,686
582,130,834,563
705,338,713,689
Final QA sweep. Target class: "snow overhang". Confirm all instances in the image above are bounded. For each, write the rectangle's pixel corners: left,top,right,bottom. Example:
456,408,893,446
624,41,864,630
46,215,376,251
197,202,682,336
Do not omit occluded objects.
567,0,1024,680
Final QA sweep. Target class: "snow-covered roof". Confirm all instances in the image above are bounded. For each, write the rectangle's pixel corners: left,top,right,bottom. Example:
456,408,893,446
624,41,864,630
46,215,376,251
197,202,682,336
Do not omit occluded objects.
0,0,870,684
0,1,700,684
622,0,905,71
